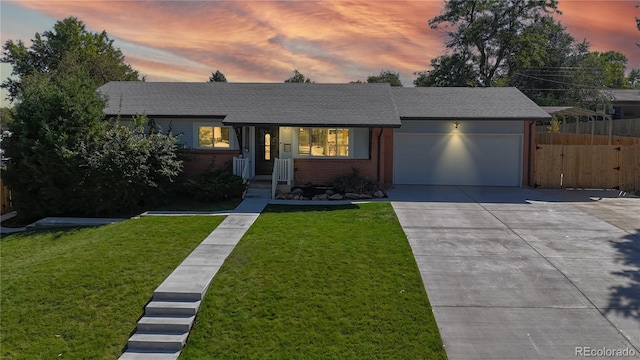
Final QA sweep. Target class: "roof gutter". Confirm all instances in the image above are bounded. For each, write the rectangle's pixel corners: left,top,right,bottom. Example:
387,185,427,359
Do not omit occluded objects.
399,116,552,121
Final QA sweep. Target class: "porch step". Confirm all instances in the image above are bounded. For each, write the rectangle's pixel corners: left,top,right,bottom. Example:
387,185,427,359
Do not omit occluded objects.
245,187,271,199
253,175,272,181
249,180,272,188
137,315,195,333
127,333,188,352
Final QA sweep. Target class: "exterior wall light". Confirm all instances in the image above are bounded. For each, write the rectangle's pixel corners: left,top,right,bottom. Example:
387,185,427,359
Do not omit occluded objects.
454,121,460,129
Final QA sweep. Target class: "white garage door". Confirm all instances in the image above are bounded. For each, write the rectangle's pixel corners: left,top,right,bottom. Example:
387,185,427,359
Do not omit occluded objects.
394,133,522,186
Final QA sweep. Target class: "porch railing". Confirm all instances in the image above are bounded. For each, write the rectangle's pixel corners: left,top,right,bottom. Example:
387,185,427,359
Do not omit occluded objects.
271,158,294,199
233,157,250,183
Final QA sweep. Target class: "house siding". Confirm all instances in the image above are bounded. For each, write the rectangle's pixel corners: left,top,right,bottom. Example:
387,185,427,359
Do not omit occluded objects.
523,120,535,187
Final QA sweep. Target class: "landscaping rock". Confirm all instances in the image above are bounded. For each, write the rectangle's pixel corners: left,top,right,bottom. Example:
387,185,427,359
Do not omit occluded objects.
326,189,335,196
344,193,360,200
291,188,304,195
275,194,287,200
286,194,294,200
293,195,300,200
313,194,329,201
329,193,344,200
358,194,373,199
373,190,385,198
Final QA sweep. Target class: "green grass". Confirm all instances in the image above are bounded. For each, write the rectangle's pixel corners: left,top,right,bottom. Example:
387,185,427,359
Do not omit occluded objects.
1,216,224,359
181,203,446,360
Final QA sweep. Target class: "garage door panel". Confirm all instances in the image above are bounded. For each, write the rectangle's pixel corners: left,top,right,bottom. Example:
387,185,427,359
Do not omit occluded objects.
394,134,522,186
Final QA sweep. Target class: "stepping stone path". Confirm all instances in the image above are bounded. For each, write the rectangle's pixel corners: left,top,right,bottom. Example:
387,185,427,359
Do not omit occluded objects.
119,199,268,360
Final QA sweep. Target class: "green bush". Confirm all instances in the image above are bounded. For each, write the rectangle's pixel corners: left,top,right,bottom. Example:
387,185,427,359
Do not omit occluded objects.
1,72,105,220
184,162,246,202
1,71,183,219
80,116,182,215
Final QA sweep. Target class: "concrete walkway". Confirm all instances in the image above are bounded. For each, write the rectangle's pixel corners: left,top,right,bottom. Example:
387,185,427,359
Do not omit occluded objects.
389,186,639,360
120,198,268,360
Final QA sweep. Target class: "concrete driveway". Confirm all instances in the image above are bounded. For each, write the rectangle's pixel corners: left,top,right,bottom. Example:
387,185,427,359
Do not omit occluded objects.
389,186,639,360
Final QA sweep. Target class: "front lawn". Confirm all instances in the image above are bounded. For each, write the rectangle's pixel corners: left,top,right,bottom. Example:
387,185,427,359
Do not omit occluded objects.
182,203,446,359
0,216,224,359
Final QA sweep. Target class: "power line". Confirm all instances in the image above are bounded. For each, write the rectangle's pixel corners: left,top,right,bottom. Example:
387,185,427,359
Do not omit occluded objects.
514,72,608,88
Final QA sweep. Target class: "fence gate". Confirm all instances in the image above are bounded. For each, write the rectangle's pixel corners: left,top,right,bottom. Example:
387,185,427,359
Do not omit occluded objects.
535,144,640,192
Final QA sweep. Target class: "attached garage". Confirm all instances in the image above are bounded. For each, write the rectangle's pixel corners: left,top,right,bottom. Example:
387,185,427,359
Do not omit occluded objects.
390,87,551,187
394,121,523,186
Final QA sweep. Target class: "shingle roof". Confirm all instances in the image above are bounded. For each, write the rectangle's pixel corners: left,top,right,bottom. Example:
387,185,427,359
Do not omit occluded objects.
391,87,551,120
98,82,402,127
609,89,640,103
541,106,610,119
98,82,551,125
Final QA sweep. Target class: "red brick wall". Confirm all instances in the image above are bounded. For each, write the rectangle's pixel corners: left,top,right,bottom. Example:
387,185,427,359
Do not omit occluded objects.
182,149,239,177
381,128,394,184
293,128,394,185
523,120,535,187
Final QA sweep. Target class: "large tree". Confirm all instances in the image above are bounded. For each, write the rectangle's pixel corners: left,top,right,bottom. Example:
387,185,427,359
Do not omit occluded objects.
1,17,139,102
1,18,182,219
366,70,403,86
1,71,105,219
2,70,181,219
284,69,313,83
414,54,477,86
208,70,227,82
427,0,560,87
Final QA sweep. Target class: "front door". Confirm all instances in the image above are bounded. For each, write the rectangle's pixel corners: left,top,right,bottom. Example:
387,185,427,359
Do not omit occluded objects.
255,126,279,175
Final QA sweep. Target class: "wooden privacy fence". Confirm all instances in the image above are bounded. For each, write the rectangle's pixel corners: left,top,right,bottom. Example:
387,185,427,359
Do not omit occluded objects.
537,133,640,146
535,144,640,192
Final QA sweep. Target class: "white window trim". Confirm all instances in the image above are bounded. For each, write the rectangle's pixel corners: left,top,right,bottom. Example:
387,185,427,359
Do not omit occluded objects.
192,122,238,150
294,127,353,159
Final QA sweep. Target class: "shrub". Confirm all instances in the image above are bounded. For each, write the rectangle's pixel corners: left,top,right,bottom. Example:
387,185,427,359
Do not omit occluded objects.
1,72,105,220
184,161,246,202
80,116,183,215
332,167,379,194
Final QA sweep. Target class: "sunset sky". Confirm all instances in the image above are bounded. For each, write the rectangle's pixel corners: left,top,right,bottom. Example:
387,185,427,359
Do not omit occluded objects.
1,0,639,107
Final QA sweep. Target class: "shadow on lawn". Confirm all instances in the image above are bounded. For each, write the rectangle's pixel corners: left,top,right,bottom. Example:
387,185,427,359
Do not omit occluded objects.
265,204,360,213
607,229,640,320
2,226,91,240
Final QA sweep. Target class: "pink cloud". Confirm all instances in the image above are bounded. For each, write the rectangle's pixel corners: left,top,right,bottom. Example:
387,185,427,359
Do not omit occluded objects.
10,0,639,87
14,0,445,84
559,0,640,69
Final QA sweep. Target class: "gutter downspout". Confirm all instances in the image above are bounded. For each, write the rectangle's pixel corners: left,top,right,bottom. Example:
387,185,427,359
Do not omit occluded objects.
376,128,383,182
528,120,535,187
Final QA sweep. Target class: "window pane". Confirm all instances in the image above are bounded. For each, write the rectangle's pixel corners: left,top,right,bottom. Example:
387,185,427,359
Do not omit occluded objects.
264,133,271,160
311,128,327,156
299,128,310,155
198,126,213,147
213,127,230,148
298,128,349,157
337,129,349,156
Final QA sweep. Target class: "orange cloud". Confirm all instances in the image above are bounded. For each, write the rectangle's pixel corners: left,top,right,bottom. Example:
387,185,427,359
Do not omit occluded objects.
15,0,445,84
559,0,639,68
11,0,639,87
